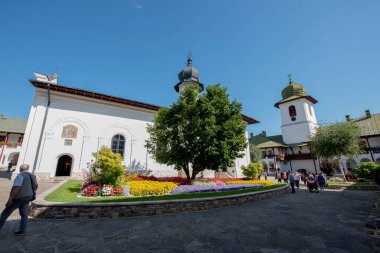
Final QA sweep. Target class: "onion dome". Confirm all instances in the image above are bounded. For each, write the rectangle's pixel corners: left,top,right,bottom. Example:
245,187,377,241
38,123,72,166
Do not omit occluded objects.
281,82,307,99
178,57,200,82
274,76,318,108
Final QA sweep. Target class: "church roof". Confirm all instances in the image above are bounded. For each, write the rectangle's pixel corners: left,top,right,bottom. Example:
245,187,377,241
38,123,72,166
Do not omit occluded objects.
0,115,27,134
352,113,380,137
30,80,259,125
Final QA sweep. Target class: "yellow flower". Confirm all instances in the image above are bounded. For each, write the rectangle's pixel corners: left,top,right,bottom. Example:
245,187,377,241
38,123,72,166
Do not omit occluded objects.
225,180,273,186
125,180,178,196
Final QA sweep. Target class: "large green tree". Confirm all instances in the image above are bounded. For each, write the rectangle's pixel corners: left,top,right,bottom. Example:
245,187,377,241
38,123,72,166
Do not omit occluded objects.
145,85,247,179
310,121,361,179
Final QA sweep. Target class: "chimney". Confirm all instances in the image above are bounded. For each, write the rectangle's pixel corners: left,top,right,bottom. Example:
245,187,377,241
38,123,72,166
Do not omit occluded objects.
345,115,351,122
261,131,267,137
365,109,371,118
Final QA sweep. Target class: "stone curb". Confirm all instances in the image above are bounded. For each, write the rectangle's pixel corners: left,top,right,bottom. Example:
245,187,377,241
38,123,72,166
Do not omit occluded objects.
30,183,289,219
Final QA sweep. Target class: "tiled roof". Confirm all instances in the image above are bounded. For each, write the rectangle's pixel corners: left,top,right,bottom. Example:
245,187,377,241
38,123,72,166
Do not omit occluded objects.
354,113,380,137
30,80,259,125
251,134,310,148
0,115,27,134
251,134,286,148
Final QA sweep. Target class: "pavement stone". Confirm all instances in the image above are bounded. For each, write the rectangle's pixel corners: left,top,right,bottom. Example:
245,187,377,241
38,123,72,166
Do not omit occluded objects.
0,174,379,252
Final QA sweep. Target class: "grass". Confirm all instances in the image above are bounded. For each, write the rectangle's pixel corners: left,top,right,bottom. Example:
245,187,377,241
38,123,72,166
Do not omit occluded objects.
327,180,377,187
45,180,285,203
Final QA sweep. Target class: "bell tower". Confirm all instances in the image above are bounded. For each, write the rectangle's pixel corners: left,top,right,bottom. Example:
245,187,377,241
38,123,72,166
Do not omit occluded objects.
274,76,318,144
174,57,204,94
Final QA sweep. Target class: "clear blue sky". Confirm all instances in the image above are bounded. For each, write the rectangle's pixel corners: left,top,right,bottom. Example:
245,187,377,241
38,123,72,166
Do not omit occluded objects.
1,0,379,136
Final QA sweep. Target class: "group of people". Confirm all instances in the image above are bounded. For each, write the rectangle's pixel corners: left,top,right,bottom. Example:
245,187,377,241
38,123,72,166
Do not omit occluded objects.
276,170,327,193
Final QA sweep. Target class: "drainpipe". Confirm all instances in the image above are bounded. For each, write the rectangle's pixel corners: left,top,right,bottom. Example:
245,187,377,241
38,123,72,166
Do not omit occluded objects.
32,82,51,174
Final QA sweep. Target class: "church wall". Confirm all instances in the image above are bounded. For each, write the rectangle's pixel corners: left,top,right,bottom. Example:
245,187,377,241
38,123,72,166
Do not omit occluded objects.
19,89,177,178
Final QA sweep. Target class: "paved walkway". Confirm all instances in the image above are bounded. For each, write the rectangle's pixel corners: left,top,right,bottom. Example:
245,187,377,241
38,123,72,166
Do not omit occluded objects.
0,172,58,220
0,176,379,252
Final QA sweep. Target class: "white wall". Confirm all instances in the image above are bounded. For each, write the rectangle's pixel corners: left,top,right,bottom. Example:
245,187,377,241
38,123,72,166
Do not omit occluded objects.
279,98,318,144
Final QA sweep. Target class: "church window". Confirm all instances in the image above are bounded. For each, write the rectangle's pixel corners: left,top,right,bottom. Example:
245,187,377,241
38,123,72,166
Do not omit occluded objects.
288,105,297,117
112,134,125,158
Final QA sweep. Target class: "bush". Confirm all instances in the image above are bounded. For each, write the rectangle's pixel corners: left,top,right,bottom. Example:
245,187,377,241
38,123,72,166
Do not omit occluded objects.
90,147,125,186
354,162,380,179
241,162,263,179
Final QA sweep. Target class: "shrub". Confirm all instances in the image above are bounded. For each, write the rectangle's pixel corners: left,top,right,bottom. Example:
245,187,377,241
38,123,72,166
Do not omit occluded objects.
125,180,178,196
90,147,125,186
241,162,263,179
354,162,380,179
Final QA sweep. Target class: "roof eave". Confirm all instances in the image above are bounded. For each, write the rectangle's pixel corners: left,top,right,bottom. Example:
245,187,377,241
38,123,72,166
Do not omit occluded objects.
274,95,318,108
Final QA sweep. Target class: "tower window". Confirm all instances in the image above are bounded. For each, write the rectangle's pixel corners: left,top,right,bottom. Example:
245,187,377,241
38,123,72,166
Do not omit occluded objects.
111,134,125,158
289,105,297,117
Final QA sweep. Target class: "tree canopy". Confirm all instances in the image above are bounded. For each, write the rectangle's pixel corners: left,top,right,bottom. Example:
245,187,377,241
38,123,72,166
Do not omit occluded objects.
310,121,361,159
249,143,262,163
145,85,247,179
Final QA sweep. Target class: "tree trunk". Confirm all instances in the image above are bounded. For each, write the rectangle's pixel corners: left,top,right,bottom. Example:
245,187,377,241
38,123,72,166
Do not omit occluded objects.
183,164,191,180
191,169,198,180
338,156,347,182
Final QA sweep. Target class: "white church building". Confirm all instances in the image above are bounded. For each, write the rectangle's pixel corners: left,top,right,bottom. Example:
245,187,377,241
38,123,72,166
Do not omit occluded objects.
17,58,258,179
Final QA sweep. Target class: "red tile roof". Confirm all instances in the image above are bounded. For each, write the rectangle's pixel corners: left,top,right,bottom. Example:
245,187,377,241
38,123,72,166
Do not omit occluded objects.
30,80,259,125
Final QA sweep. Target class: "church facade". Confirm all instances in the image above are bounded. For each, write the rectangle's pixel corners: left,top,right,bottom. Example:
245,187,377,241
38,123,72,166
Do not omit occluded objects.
17,59,258,178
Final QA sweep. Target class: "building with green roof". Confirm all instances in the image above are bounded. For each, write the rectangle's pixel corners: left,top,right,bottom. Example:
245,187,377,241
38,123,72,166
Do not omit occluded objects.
0,114,27,170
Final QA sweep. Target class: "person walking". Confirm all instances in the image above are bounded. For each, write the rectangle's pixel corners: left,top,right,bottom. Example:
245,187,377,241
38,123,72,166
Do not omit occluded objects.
0,164,38,236
282,172,288,183
294,172,301,189
7,161,13,172
289,172,295,193
277,171,282,183
317,173,326,191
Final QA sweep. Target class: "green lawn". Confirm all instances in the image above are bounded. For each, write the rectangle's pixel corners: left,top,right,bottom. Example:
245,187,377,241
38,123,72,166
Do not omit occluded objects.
327,180,377,187
45,180,285,203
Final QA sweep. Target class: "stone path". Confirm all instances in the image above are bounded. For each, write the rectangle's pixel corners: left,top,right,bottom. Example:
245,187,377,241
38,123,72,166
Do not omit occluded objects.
0,172,58,220
0,179,379,253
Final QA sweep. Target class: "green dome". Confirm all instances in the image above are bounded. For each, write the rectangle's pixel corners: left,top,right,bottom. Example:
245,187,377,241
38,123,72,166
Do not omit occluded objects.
281,82,307,99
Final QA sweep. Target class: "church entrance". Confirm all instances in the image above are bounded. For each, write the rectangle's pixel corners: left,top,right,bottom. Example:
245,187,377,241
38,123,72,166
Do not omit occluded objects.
55,155,73,176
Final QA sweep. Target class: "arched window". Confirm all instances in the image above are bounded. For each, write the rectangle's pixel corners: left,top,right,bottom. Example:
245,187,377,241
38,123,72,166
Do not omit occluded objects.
111,134,125,158
289,105,297,117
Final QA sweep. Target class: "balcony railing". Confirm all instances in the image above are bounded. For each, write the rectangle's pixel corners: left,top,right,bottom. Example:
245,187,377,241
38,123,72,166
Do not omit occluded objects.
284,153,316,160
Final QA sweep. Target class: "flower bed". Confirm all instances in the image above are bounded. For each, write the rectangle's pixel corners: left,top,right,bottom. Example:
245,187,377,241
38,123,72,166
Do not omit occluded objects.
125,180,178,196
225,180,273,186
171,184,262,194
129,175,191,185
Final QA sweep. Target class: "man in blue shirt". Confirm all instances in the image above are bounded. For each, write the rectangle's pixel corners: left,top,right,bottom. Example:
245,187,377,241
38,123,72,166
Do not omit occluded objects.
0,164,38,236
